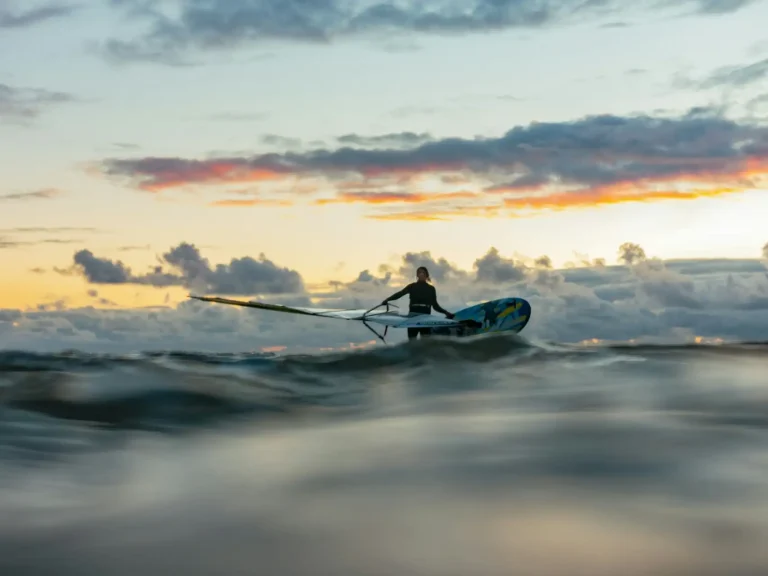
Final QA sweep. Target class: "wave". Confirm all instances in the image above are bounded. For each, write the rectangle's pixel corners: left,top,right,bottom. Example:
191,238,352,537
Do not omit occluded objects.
3,337,768,575
3,334,767,371
2,335,768,440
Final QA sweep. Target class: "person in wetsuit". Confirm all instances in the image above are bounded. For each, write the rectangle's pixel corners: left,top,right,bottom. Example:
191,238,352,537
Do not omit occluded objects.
381,266,454,340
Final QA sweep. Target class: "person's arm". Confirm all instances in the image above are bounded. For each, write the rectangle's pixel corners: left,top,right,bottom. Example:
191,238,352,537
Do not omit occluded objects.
382,283,412,304
430,287,454,318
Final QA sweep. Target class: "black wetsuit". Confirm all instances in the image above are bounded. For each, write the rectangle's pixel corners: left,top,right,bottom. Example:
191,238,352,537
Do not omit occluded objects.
383,281,451,339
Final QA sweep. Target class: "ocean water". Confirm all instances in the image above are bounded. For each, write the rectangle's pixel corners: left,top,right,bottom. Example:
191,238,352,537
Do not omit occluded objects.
2,334,768,575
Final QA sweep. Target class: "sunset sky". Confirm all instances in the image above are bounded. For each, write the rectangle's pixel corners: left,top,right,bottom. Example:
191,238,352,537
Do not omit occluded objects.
2,0,768,352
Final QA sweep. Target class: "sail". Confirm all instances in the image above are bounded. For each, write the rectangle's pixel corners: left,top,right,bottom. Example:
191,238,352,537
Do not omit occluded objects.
189,295,460,328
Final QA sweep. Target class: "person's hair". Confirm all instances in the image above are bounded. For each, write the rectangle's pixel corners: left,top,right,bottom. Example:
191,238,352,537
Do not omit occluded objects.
417,266,431,281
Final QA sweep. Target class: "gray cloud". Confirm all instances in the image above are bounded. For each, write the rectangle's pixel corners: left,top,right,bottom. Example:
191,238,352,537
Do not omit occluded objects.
473,247,527,283
314,253,461,309
8,241,768,353
117,244,151,251
696,57,768,89
687,0,757,13
70,242,305,295
86,289,117,306
664,258,767,275
0,299,357,354
631,260,702,310
0,226,100,233
398,251,467,283
325,247,543,309
0,2,77,29
337,132,434,148
261,134,303,148
355,270,374,282
100,0,756,65
0,188,62,202
0,83,76,124
73,249,132,283
0,237,82,250
35,298,68,312
312,241,768,343
312,268,394,308
618,242,646,265
0,309,22,322
0,226,99,251
100,108,768,221
747,94,768,113
354,269,393,286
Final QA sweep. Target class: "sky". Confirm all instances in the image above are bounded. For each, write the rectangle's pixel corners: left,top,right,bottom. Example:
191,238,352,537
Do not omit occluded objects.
1,0,768,352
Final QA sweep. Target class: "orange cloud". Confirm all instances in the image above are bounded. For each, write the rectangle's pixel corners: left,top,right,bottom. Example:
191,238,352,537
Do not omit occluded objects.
315,190,479,205
493,171,758,198
503,183,747,212
137,163,287,192
367,204,502,221
210,198,292,207
361,177,760,220
100,111,768,218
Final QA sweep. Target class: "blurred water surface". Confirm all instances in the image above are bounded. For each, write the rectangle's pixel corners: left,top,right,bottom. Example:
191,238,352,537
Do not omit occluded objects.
2,335,768,575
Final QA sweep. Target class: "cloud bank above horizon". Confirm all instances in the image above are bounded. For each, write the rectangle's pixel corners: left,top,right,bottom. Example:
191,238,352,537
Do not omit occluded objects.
3,240,768,353
98,108,768,221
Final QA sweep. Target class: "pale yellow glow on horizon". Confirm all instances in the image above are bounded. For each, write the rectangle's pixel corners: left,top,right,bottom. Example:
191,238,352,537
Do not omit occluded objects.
2,171,767,312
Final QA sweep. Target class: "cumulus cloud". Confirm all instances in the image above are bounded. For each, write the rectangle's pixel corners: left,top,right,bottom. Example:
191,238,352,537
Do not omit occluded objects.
68,242,305,296
0,300,368,354
0,2,76,29
398,251,467,283
473,247,527,283
73,249,132,283
0,309,22,322
98,108,768,221
99,0,758,65
292,241,768,344
0,83,75,124
7,242,768,353
629,259,702,310
618,242,647,265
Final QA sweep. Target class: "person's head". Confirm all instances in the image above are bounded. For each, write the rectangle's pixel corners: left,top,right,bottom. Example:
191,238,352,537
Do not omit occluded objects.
416,266,430,282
